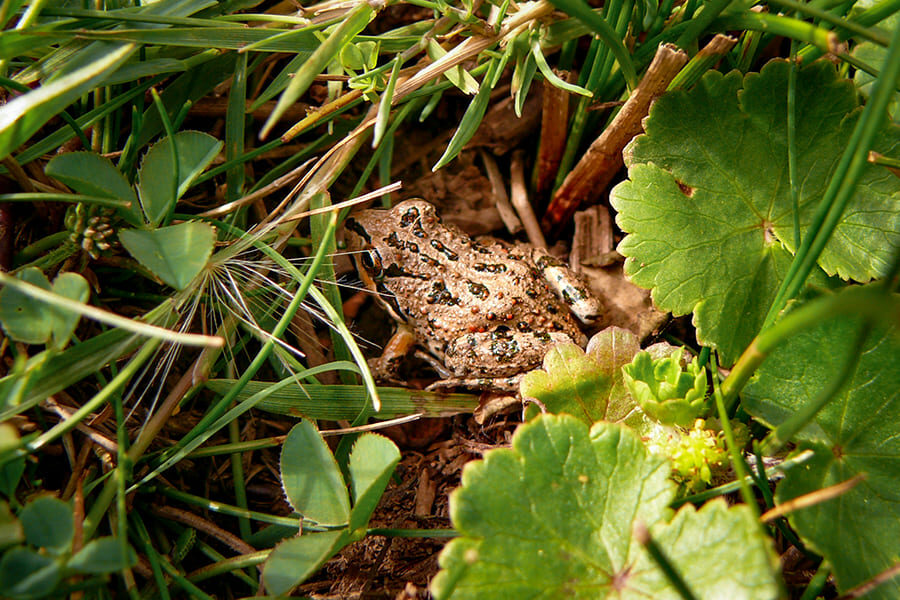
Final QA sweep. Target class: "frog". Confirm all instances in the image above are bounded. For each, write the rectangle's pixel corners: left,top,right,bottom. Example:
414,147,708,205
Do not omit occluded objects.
344,199,603,390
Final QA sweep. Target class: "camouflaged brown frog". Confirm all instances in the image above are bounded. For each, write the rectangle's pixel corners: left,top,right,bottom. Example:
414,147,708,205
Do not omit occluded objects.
344,199,602,389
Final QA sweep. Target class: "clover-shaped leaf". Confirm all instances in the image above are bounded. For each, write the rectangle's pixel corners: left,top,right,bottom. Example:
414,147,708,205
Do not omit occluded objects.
431,415,780,599
0,268,89,349
520,327,649,430
264,421,400,596
610,59,900,364
118,222,215,291
743,310,900,599
279,419,349,527
45,151,141,226
136,131,222,227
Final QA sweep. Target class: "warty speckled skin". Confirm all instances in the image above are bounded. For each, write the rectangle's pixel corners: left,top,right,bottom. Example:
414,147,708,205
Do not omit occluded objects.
344,199,602,380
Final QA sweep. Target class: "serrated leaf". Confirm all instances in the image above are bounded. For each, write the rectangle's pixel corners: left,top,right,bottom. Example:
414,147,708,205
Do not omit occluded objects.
431,415,780,599
263,530,347,596
19,496,72,554
68,537,137,574
137,131,222,226
610,59,900,365
520,327,650,430
520,343,611,423
119,222,215,291
280,420,350,527
347,433,400,532
45,152,141,226
0,546,62,599
853,43,900,122
622,348,711,427
743,311,900,598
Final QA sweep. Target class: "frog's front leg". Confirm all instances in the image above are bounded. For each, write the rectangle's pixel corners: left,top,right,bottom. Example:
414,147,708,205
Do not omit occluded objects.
368,322,418,383
531,247,604,324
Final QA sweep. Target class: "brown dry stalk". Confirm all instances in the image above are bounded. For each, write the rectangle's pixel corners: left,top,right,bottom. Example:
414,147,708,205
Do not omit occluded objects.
150,504,259,558
543,43,688,232
760,473,866,523
510,149,547,248
535,69,573,196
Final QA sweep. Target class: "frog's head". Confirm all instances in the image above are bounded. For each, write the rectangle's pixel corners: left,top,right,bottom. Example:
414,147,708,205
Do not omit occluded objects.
343,199,440,323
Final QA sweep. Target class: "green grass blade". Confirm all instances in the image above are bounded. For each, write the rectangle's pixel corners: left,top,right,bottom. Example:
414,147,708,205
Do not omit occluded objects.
0,41,136,160
260,2,376,138
545,0,637,89
433,58,501,171
205,380,479,419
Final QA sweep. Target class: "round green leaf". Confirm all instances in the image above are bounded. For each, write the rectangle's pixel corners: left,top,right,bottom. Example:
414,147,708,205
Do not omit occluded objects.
743,312,900,598
610,59,899,364
45,151,141,226
19,496,73,554
119,221,215,291
67,537,137,574
0,501,24,551
0,268,90,348
263,530,346,596
0,267,52,344
48,272,90,350
0,546,62,599
431,415,780,599
280,420,350,527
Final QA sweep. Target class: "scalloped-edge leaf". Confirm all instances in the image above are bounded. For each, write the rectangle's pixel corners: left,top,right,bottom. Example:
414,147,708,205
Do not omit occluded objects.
347,433,400,532
610,59,899,364
280,420,350,527
520,327,651,431
431,415,780,600
137,131,222,226
743,310,900,599
119,221,215,291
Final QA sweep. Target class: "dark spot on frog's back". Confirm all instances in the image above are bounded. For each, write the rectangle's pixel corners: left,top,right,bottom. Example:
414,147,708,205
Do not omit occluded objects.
399,205,420,227
383,263,425,279
474,263,507,273
466,280,489,299
427,280,457,305
430,239,459,261
490,329,520,363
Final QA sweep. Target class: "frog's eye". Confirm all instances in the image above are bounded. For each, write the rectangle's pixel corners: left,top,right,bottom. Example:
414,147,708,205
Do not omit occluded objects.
360,249,383,276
